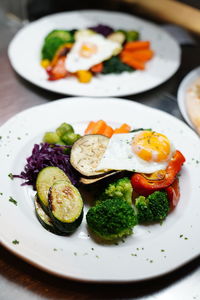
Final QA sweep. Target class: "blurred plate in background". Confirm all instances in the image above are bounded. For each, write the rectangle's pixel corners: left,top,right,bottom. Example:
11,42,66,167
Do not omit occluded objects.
177,66,200,134
8,10,181,97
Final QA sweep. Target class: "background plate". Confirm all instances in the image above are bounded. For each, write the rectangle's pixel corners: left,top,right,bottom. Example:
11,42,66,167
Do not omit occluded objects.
8,10,181,97
0,97,200,282
177,66,200,131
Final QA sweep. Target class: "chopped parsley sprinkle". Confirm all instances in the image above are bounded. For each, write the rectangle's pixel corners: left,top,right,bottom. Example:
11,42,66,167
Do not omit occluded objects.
12,240,19,245
0,192,3,195
180,234,183,238
74,252,77,256
53,248,57,251
131,253,137,256
8,173,14,180
161,249,165,252
9,196,17,205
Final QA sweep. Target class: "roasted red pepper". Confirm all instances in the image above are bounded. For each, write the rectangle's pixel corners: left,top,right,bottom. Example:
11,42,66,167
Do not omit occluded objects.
46,56,70,81
165,177,180,210
131,150,185,196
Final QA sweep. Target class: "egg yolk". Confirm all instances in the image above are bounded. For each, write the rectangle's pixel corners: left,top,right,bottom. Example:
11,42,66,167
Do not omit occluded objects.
132,131,171,162
79,42,97,58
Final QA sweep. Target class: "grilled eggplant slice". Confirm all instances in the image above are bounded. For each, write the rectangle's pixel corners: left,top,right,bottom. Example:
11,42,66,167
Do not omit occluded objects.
36,166,71,213
34,195,65,235
80,171,122,184
70,134,109,177
48,181,83,233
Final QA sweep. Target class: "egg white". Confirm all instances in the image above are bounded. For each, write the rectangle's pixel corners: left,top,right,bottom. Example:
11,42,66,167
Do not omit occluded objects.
65,33,121,73
96,132,175,174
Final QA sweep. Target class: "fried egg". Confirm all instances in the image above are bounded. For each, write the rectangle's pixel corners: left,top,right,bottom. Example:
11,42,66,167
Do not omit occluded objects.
65,33,121,73
96,130,175,174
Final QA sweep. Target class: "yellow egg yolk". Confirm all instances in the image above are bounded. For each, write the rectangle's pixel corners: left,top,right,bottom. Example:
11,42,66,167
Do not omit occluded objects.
79,42,97,58
132,131,171,162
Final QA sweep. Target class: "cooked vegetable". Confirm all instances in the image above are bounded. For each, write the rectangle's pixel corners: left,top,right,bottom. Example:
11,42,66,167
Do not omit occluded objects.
86,198,137,241
70,134,109,177
61,132,81,145
79,171,121,185
88,24,114,37
14,143,79,187
131,150,185,196
56,122,74,137
34,195,65,235
76,70,93,83
46,56,69,80
102,56,134,74
90,63,103,73
135,191,170,223
36,166,71,212
107,32,126,45
48,180,83,233
41,30,74,61
84,120,131,137
120,56,145,70
125,30,139,42
123,41,150,51
127,49,154,62
97,177,133,205
113,123,131,134
43,132,63,145
165,178,180,210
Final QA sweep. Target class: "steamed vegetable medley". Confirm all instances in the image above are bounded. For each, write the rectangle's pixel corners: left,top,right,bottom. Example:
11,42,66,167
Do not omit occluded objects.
40,24,154,83
16,121,185,242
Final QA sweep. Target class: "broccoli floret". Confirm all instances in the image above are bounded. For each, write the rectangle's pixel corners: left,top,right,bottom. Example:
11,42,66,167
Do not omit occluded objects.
97,177,133,205
86,198,138,241
41,30,74,61
135,191,170,223
102,56,134,74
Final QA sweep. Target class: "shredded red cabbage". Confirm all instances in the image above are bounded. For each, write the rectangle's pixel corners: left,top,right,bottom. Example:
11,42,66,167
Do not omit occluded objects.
14,143,79,189
89,24,114,37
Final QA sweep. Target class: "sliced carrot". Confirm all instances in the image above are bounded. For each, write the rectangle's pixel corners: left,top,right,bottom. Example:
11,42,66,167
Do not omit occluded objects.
102,126,114,138
129,49,154,62
114,123,131,134
124,41,150,51
91,120,107,135
91,62,103,73
84,121,96,134
121,56,145,70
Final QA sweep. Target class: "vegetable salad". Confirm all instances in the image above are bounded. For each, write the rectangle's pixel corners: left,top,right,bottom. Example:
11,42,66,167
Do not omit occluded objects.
40,24,154,83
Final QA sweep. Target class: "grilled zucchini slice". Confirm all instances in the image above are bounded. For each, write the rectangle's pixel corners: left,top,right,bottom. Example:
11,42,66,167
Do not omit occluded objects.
36,166,71,213
48,181,83,233
34,195,65,235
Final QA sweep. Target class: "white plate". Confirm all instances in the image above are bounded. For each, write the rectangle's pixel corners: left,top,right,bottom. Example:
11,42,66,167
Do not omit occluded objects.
8,10,181,97
177,66,200,130
0,97,200,282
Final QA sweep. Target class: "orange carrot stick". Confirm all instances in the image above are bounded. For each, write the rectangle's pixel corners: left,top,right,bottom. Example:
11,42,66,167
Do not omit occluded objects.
128,49,154,62
102,126,114,138
84,121,96,134
91,120,107,135
124,41,150,51
114,123,131,134
121,56,145,70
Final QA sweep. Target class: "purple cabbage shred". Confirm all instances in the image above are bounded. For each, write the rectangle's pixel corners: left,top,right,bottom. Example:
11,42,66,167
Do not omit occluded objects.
89,24,114,37
14,143,79,189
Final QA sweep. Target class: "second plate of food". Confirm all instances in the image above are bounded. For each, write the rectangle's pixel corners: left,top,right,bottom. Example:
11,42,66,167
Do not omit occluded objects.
8,10,181,97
